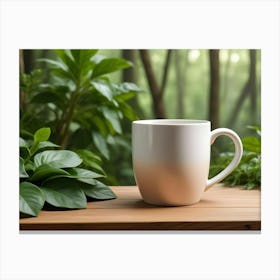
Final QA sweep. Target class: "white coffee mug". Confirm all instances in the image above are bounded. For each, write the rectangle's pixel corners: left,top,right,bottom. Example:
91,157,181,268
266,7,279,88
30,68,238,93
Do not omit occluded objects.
132,119,243,206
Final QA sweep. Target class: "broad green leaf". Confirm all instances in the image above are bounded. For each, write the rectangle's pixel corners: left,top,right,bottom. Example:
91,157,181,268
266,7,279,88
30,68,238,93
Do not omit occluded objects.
113,82,143,101
92,58,132,78
38,58,68,71
242,136,261,153
92,115,109,136
20,157,29,178
51,68,73,80
42,168,104,185
29,164,70,182
91,54,107,64
117,82,143,93
76,177,97,185
34,127,51,143
34,150,82,169
101,107,122,134
91,81,113,101
37,141,60,150
55,50,79,81
119,102,138,121
92,132,109,159
114,91,136,102
42,178,87,208
76,150,105,174
70,50,81,63
83,161,105,174
81,182,116,200
76,149,102,164
31,92,65,108
25,161,35,172
71,49,98,64
66,167,104,179
20,182,45,216
19,137,29,148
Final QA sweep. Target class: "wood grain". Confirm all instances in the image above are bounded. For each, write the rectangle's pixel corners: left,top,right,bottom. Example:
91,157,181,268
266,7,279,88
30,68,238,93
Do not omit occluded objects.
20,184,261,231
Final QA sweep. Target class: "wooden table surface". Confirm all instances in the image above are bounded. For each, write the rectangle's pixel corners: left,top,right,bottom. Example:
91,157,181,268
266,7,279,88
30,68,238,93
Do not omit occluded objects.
20,184,261,231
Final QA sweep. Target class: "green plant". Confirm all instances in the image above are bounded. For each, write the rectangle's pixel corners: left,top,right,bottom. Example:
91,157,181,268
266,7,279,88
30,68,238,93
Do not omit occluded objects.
210,125,261,189
20,127,116,217
20,50,143,184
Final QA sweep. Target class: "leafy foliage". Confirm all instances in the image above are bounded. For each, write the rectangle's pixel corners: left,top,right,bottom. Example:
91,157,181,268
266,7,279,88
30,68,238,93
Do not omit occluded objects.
20,128,116,217
20,50,142,184
210,125,261,189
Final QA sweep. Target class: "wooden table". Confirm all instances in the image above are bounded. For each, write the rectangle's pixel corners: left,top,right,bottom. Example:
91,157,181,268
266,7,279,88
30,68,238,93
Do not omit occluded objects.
20,184,261,231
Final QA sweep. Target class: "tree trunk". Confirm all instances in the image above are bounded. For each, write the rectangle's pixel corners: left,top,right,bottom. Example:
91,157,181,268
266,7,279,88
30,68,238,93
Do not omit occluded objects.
122,49,144,119
139,50,172,119
209,50,220,129
222,49,232,103
122,49,136,82
227,50,257,127
174,50,185,118
249,50,257,122
23,50,34,73
19,50,26,112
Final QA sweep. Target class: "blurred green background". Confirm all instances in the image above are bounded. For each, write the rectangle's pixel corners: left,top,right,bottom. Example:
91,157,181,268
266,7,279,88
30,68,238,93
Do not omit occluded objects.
20,49,261,186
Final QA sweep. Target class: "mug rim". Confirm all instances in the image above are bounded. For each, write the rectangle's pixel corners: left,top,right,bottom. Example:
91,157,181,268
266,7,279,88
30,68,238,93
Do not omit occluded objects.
133,119,210,125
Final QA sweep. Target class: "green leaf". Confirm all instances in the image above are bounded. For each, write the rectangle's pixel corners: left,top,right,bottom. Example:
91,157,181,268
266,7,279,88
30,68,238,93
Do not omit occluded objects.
101,107,122,134
81,182,116,200
67,167,104,179
76,149,102,164
25,161,35,172
20,157,29,178
37,141,60,150
119,102,138,121
42,167,104,185
31,92,65,107
38,58,68,71
20,182,45,216
91,81,113,101
29,164,70,182
76,150,105,174
19,137,29,148
34,127,51,143
92,132,109,159
34,150,82,169
91,54,106,64
92,58,132,78
113,82,143,101
42,178,87,208
55,50,79,81
70,50,81,63
243,182,258,190
92,115,109,136
242,136,261,153
71,49,98,64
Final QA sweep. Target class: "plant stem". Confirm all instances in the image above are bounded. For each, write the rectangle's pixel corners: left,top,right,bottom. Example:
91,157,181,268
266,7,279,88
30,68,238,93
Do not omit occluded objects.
24,142,38,163
59,90,81,149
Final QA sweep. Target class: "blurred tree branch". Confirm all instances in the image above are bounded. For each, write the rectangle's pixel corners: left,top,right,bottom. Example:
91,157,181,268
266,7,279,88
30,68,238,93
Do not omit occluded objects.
19,50,26,112
175,50,187,118
122,50,143,118
139,49,172,118
227,50,257,127
209,50,220,129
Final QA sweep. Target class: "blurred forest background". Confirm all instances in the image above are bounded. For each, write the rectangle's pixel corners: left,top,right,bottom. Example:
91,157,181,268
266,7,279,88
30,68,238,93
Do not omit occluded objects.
20,49,261,186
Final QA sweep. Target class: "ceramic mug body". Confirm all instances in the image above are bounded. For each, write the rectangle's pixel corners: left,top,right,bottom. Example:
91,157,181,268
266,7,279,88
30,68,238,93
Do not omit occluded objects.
132,119,243,206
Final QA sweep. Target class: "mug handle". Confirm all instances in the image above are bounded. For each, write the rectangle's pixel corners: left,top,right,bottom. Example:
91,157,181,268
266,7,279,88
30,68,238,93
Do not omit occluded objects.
205,128,243,191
